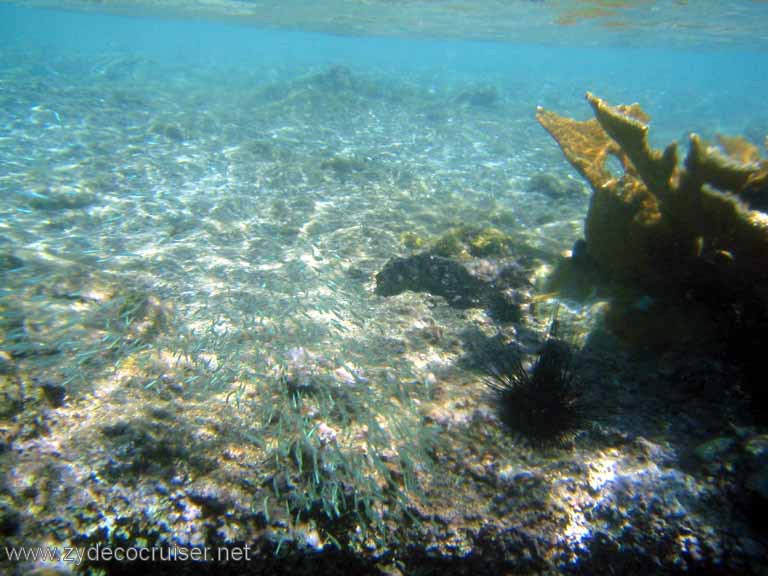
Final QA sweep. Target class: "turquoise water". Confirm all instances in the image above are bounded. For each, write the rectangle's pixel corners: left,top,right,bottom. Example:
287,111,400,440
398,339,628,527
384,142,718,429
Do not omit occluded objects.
2,4,767,139
1,2,768,574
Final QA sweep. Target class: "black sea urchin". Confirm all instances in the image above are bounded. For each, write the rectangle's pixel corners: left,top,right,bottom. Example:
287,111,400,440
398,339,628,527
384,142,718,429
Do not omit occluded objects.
484,318,584,446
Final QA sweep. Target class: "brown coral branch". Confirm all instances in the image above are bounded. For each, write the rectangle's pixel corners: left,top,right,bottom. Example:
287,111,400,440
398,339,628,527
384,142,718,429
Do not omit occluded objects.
536,92,768,302
586,92,678,200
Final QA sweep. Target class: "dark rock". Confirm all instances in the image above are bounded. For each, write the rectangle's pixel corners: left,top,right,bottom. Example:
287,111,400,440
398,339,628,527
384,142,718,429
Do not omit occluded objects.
745,435,768,502
40,380,66,407
693,436,735,468
375,253,487,308
0,502,20,536
486,290,523,322
375,252,528,322
491,259,529,288
188,485,230,517
489,260,531,322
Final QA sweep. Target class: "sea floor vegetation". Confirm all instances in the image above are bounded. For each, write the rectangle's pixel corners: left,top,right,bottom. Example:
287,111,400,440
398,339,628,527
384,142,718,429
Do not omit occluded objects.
1,51,766,575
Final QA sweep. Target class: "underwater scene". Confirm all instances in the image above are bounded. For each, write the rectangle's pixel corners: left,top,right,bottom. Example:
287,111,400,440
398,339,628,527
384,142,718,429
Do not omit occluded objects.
1,1,768,574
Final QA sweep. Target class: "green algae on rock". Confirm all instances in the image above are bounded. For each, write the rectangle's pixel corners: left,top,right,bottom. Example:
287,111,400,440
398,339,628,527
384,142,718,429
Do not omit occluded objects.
430,225,517,259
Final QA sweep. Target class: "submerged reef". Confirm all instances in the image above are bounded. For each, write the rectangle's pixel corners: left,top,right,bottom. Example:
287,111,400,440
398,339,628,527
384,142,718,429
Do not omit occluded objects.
537,93,768,350
455,84,500,109
5,52,768,574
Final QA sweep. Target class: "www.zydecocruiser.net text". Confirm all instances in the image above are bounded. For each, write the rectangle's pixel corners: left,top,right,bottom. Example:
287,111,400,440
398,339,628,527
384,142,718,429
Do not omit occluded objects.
4,543,253,565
